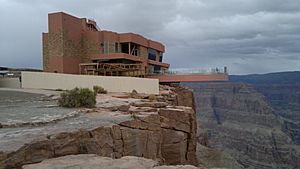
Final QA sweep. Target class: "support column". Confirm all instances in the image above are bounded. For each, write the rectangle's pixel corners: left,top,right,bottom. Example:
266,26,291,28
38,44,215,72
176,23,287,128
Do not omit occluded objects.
129,42,131,55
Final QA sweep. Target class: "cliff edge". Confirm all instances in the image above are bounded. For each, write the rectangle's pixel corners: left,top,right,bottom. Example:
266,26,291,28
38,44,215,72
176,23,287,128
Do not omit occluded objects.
0,86,198,169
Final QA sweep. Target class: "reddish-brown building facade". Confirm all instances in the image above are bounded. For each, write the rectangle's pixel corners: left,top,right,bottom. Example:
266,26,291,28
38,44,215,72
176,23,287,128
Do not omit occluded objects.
43,12,228,82
43,12,169,77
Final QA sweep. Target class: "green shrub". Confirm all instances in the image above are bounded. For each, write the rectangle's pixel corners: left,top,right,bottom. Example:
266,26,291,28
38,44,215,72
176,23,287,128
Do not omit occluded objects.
148,94,157,102
93,85,107,94
130,89,138,98
58,87,96,108
130,113,140,120
79,142,88,154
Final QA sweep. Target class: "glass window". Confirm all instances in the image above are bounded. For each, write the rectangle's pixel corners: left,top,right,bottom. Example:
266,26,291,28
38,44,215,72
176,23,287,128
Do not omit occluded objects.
115,43,119,53
148,48,156,61
104,42,109,54
154,65,161,72
159,52,163,62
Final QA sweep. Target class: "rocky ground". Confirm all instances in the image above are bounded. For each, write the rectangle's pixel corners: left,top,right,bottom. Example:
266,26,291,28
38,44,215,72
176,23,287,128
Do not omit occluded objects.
0,86,199,169
23,155,201,169
0,89,75,128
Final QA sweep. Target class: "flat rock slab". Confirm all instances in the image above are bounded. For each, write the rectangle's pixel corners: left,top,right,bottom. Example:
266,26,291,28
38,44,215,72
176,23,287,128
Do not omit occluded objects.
96,94,140,108
0,90,75,127
0,110,131,153
23,154,200,169
0,90,131,153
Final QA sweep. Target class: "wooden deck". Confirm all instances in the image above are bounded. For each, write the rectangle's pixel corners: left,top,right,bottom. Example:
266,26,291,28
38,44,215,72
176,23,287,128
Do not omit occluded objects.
79,63,145,77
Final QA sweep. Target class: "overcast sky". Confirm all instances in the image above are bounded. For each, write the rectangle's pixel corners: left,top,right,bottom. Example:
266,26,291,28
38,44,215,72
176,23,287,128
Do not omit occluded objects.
0,0,300,74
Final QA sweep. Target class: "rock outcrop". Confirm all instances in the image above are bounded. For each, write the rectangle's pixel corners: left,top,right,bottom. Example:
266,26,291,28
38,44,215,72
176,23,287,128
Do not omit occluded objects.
22,154,202,169
186,82,300,169
0,87,197,169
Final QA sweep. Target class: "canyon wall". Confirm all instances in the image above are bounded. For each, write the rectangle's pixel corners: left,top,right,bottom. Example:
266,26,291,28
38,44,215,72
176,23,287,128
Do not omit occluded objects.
186,82,300,169
254,84,300,145
230,72,300,146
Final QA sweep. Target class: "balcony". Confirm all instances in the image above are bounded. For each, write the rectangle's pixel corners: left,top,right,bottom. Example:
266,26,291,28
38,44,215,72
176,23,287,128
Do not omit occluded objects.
90,53,144,63
146,67,229,83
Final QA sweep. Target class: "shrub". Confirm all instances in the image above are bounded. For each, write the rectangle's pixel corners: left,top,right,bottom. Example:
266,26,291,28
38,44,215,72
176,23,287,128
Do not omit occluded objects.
58,87,96,108
130,113,140,120
93,85,107,94
130,89,138,98
131,89,138,95
79,142,88,154
148,94,157,102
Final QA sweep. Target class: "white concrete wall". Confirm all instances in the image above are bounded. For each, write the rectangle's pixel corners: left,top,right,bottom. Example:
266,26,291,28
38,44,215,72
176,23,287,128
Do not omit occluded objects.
21,72,159,94
0,78,20,88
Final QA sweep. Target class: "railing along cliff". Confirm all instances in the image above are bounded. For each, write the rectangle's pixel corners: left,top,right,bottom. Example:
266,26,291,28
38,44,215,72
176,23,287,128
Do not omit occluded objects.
148,67,228,76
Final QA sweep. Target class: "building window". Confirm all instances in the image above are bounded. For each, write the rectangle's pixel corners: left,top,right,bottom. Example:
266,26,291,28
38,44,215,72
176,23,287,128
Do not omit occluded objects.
121,43,129,54
148,48,156,61
100,43,104,54
104,42,109,54
159,52,163,62
115,43,119,53
154,65,161,73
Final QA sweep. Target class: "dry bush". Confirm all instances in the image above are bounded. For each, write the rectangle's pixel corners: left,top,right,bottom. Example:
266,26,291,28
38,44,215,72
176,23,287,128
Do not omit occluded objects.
58,87,96,108
93,85,107,94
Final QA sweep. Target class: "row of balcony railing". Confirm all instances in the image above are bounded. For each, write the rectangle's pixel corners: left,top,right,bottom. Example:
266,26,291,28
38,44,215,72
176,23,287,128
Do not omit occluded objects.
148,67,228,76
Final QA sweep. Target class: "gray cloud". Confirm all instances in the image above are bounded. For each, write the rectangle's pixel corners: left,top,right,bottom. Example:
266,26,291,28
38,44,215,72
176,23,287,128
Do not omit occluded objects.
0,0,300,74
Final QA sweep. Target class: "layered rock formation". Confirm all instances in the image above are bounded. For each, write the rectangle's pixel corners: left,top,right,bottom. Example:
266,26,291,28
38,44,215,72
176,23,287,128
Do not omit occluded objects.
196,143,243,169
23,154,202,169
230,72,300,146
254,84,300,145
0,87,197,169
185,82,300,169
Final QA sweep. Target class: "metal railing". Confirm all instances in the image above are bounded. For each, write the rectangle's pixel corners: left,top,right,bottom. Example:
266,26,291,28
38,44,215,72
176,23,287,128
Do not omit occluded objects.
148,67,227,76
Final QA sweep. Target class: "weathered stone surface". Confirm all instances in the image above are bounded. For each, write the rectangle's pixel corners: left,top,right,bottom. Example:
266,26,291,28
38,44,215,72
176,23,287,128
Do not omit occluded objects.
22,155,202,169
173,85,196,112
132,101,168,108
154,166,200,169
0,88,198,169
161,129,188,165
159,107,193,133
0,90,77,128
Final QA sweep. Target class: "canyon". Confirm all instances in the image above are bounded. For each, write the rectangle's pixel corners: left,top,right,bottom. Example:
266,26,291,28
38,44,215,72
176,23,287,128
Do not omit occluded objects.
231,72,300,146
186,81,300,169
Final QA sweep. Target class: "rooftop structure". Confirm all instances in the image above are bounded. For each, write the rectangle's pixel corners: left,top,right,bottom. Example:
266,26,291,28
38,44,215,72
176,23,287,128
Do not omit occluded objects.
43,12,228,82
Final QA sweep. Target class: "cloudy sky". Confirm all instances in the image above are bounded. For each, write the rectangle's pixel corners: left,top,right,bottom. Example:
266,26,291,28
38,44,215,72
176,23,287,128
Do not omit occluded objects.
0,0,300,74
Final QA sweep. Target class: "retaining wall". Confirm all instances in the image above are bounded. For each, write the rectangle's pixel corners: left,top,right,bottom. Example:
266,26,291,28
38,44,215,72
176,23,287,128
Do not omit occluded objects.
21,72,159,94
0,77,20,88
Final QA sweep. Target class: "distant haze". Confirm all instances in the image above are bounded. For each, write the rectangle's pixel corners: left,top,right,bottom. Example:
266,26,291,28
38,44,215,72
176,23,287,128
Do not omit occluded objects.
0,0,300,74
